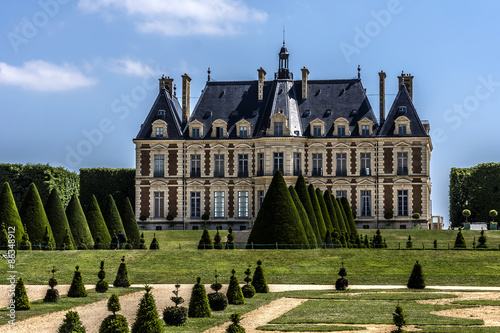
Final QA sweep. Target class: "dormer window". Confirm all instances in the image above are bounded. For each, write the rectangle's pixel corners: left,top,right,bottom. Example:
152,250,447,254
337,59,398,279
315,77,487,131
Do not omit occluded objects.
157,110,165,116
211,119,228,138
235,119,252,138
188,119,204,138
216,127,224,138
309,118,325,137
313,126,321,137
274,122,283,136
334,117,350,137
398,106,407,114
151,119,167,139
239,126,248,138
267,112,289,136
155,127,164,138
361,125,370,136
338,126,346,137
399,124,407,135
357,117,374,136
394,116,411,135
192,127,200,138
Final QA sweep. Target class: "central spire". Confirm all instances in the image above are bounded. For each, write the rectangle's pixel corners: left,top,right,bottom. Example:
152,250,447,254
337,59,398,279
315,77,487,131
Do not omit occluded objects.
277,30,291,80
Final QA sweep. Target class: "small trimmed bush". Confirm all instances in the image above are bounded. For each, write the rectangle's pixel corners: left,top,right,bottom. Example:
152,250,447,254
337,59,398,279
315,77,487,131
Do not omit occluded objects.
392,304,407,333
226,226,235,249
252,260,269,293
68,266,87,297
139,232,147,249
213,227,223,249
462,209,471,222
227,269,244,305
384,211,394,220
188,277,211,318
242,266,255,298
163,284,188,326
226,313,246,333
335,261,348,291
58,311,86,333
99,293,129,333
131,286,163,333
96,260,108,293
208,270,228,311
149,233,159,250
489,209,498,221
62,229,73,250
477,229,487,249
373,229,383,249
198,228,214,250
454,227,467,249
14,278,30,310
406,235,413,249
433,239,438,249
113,256,131,288
407,261,425,289
44,266,60,303
412,212,421,219
19,224,32,250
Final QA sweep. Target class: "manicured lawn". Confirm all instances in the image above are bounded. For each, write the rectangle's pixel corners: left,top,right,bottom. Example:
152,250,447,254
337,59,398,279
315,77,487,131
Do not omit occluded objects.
417,326,500,332
257,324,366,331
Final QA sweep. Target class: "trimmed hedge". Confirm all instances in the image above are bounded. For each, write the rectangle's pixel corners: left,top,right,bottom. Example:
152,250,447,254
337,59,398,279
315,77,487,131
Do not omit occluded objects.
0,182,24,242
101,194,126,237
308,184,327,241
324,191,341,235
113,256,131,288
58,311,86,333
289,186,317,248
119,197,141,248
85,195,111,247
131,286,163,333
341,196,358,237
188,277,211,318
14,278,30,310
66,193,94,249
198,228,214,250
68,266,87,297
45,188,75,249
333,196,348,234
294,175,321,243
337,198,351,235
407,261,426,289
251,260,268,293
316,188,333,234
99,294,129,333
226,269,244,305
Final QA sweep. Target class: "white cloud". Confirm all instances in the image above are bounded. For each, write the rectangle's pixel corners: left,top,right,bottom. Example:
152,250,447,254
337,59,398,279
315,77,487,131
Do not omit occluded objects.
78,0,267,36
106,58,159,76
0,60,97,92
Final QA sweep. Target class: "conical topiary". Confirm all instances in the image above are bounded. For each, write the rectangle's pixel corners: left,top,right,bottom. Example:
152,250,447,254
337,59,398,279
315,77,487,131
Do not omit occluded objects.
208,269,228,311
0,182,24,243
96,260,108,293
62,228,73,250
289,186,317,248
45,188,75,250
86,194,111,248
101,194,126,237
113,256,131,288
333,196,348,234
295,175,321,243
119,197,141,248
198,227,214,249
454,227,467,249
163,284,188,326
393,304,407,333
226,226,235,249
335,261,348,290
226,313,246,333
308,184,327,241
44,266,60,303
341,196,358,237
188,277,211,318
247,171,308,249
337,197,351,235
0,222,8,251
19,183,55,250
66,193,94,249
227,269,244,305
324,191,341,234
213,227,223,249
131,286,163,333
406,235,413,249
42,226,52,250
58,311,86,333
68,266,87,297
407,261,425,289
19,224,31,250
99,293,130,333
477,229,487,249
13,278,30,310
139,232,147,249
316,188,333,234
251,260,269,293
242,265,255,298
150,233,159,250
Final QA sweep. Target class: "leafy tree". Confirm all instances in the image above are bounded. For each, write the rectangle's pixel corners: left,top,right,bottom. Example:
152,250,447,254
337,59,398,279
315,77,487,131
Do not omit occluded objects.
96,260,109,293
226,226,235,249
316,188,333,234
58,311,86,333
68,266,87,297
406,235,413,249
85,195,111,248
208,269,228,311
226,269,244,305
251,260,269,293
477,229,487,249
66,193,94,249
324,191,341,234
119,197,141,248
335,261,348,291
289,186,317,248
44,266,60,303
407,261,425,289
149,233,160,250
248,171,308,248
242,265,256,298
213,227,223,249
188,277,211,318
454,227,467,249
99,294,130,333
19,183,55,250
308,184,327,241
294,175,321,243
226,313,246,333
341,196,358,237
163,284,188,326
113,256,131,288
101,194,126,236
13,278,30,310
45,188,75,250
392,304,407,333
0,182,24,242
131,286,163,333
198,228,214,249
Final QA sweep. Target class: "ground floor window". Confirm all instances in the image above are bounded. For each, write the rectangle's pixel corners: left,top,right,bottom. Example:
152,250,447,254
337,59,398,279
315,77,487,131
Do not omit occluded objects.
191,191,201,218
238,191,249,218
154,191,164,218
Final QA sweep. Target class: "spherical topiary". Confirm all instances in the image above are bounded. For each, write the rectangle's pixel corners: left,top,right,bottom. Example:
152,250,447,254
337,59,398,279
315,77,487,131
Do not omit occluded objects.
384,211,394,220
242,266,255,298
44,266,60,303
14,278,30,310
407,260,425,289
489,210,498,221
188,277,211,318
113,256,131,288
149,233,159,250
96,260,108,293
198,228,214,250
58,311,86,333
139,232,147,249
462,209,471,222
227,269,244,305
226,313,246,333
454,227,467,249
208,270,228,311
251,260,269,293
163,284,188,326
412,212,421,220
131,286,162,333
99,293,130,333
68,266,87,297
335,261,348,291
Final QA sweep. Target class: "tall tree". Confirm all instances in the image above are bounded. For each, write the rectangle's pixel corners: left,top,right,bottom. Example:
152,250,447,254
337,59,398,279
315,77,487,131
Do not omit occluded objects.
19,183,55,249
295,175,321,243
45,188,75,249
289,186,317,248
324,191,341,234
85,195,111,247
66,193,94,248
341,197,358,237
119,197,141,248
247,171,308,248
101,194,126,237
308,184,327,241
316,188,333,234
0,182,24,242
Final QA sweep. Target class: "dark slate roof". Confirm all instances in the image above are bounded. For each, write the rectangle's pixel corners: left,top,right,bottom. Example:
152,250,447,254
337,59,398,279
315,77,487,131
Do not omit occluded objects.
135,88,183,139
378,84,428,137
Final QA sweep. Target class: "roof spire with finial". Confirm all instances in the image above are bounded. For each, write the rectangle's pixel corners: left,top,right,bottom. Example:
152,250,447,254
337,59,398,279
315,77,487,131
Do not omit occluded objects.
207,67,211,82
173,84,176,97
283,26,285,46
357,65,361,79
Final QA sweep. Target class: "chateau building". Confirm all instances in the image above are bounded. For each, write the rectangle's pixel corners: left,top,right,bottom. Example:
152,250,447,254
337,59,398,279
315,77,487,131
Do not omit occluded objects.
133,43,432,231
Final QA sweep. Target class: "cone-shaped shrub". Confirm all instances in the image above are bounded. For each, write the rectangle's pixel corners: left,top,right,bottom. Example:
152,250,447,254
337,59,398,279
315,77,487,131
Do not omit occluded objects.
131,286,163,333
149,233,159,249
333,196,348,234
0,222,8,251
248,171,308,248
341,197,358,237
58,311,86,333
99,293,130,333
62,229,73,250
393,304,407,333
68,266,87,297
96,260,109,293
66,193,94,249
289,186,316,248
324,191,341,234
226,226,235,249
208,270,228,311
113,256,131,288
373,229,383,249
407,261,425,289
406,235,413,249
85,195,111,248
335,261,348,290
454,227,467,249
213,227,223,249
13,278,30,310
251,260,269,293
477,229,487,249
316,188,333,233
19,224,31,250
0,182,24,243
19,183,55,250
308,184,327,241
44,266,60,303
42,226,52,250
242,266,255,298
188,277,211,318
198,228,214,249
226,313,246,333
226,269,244,305
139,232,147,249
119,197,141,248
163,284,188,326
101,194,126,236
45,188,75,250
294,175,321,243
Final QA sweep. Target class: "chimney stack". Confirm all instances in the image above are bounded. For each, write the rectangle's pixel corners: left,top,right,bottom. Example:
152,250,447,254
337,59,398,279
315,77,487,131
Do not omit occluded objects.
398,71,414,101
301,67,309,100
159,75,174,97
181,73,191,124
257,67,266,101
378,71,386,125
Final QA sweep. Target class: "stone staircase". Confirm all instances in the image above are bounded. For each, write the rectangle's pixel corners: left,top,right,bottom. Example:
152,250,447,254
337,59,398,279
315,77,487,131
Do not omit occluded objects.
232,229,251,249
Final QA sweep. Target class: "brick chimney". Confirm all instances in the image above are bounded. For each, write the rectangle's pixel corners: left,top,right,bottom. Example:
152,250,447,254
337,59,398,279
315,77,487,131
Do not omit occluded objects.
257,67,266,101
181,73,191,124
378,70,386,125
301,67,309,100
159,75,174,97
398,71,414,101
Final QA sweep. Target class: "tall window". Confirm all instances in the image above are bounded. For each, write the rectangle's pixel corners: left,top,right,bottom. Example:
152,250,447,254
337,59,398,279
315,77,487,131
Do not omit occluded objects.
216,127,223,138
154,192,164,218
312,153,323,176
214,191,225,218
313,126,321,137
361,125,370,136
293,153,301,176
336,190,347,198
258,153,264,176
361,190,371,217
399,124,407,135
273,152,284,174
338,125,346,137
238,191,249,218
239,126,248,138
238,154,248,177
259,190,265,209
155,127,163,138
192,127,200,138
191,154,201,177
214,154,224,177
154,154,164,177
190,192,201,218
274,122,283,136
398,190,409,216
336,153,347,176
397,152,408,175
360,153,371,176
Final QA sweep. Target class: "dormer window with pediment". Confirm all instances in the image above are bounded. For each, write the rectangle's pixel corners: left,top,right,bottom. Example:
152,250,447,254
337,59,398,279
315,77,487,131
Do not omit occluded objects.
333,117,350,137
309,118,325,137
394,116,411,135
188,119,204,138
235,119,252,138
211,119,228,138
358,117,374,136
151,119,167,138
267,111,290,136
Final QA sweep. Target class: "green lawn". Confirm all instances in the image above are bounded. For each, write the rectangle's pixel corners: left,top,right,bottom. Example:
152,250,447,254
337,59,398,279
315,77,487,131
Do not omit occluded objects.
257,324,366,331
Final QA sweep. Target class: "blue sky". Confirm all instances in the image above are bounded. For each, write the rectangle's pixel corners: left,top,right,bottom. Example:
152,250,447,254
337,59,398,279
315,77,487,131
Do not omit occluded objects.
1,0,499,226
